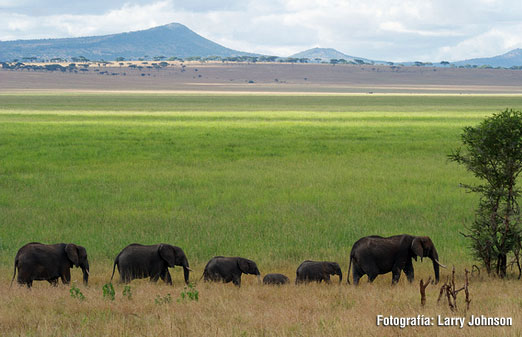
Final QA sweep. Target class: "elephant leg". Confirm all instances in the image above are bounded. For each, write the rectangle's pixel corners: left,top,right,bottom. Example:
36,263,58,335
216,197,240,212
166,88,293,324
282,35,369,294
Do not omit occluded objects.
232,275,241,287
352,267,364,285
324,275,331,284
48,278,59,286
120,273,129,284
404,260,414,283
360,264,378,283
150,272,161,283
160,269,172,285
61,269,71,285
367,273,378,283
391,266,402,284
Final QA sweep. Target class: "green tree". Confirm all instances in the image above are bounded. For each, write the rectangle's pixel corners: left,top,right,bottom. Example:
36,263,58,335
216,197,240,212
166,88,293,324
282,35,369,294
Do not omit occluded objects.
449,109,522,278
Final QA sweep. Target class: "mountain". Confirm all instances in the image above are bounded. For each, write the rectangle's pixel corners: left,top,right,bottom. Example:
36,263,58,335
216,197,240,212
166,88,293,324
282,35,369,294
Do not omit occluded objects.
0,23,252,61
453,49,522,67
289,47,381,64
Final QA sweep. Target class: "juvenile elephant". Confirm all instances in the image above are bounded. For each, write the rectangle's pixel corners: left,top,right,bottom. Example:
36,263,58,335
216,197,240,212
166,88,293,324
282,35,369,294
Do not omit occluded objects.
202,256,260,287
263,273,290,285
295,260,342,284
11,242,90,288
347,234,446,285
111,243,192,285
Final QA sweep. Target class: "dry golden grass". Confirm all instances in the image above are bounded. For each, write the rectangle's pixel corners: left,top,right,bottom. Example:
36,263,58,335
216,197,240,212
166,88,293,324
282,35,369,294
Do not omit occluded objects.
1,263,520,337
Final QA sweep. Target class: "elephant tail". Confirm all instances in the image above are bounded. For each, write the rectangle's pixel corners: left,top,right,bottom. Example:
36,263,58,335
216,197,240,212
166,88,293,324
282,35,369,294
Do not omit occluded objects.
198,269,207,283
347,254,353,285
110,256,119,283
10,258,18,289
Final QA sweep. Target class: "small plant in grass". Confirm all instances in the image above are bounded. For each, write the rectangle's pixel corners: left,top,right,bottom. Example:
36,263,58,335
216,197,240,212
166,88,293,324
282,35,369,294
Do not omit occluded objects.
102,283,115,301
70,283,85,301
155,293,172,305
122,285,132,300
177,283,199,303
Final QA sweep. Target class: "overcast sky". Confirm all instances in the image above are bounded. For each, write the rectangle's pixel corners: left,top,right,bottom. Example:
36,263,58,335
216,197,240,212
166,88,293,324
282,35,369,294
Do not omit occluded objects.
1,0,521,62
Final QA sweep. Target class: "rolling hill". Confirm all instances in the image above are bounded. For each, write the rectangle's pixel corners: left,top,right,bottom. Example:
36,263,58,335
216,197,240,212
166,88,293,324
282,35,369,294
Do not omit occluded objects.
453,48,522,67
0,23,252,61
289,47,381,64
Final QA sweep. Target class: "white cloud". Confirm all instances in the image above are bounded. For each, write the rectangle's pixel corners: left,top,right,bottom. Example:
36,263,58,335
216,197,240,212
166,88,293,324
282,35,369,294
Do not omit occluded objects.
436,24,522,61
0,0,521,61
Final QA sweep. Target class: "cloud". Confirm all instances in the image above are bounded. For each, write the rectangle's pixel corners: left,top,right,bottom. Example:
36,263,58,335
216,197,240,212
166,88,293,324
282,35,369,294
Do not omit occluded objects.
437,24,522,61
0,0,521,61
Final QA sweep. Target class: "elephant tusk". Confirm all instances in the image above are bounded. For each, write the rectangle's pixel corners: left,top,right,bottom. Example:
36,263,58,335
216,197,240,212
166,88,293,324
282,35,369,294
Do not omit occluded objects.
434,259,447,269
85,269,90,275
186,267,193,272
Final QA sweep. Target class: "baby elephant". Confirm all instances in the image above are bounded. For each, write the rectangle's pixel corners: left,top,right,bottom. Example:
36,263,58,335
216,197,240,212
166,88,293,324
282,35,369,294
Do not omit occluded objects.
203,256,260,287
263,273,290,285
295,260,342,284
11,242,90,288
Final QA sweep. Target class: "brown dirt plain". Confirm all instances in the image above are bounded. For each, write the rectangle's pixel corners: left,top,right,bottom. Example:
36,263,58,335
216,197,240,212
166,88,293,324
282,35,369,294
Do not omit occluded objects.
1,61,522,93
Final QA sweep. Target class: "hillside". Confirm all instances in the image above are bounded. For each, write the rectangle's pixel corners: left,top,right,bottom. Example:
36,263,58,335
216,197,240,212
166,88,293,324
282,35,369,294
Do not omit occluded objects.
290,47,380,64
453,48,522,67
0,23,252,61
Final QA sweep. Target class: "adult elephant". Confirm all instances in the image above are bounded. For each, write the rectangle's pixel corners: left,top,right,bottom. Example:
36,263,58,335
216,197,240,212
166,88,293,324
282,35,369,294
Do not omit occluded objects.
11,242,90,288
347,234,446,285
295,260,342,284
111,243,192,285
202,256,260,287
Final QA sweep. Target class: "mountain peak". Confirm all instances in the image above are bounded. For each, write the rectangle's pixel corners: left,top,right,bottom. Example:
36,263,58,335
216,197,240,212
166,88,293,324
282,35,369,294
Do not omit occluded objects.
503,48,522,58
455,48,522,67
290,47,375,63
0,23,251,61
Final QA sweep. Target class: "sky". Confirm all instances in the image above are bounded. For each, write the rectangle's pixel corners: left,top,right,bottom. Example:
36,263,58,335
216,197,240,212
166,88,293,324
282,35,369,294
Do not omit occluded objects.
1,0,522,62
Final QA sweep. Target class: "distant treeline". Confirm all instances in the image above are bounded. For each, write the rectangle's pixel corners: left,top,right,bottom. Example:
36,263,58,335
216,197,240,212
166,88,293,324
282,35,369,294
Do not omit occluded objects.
2,56,522,71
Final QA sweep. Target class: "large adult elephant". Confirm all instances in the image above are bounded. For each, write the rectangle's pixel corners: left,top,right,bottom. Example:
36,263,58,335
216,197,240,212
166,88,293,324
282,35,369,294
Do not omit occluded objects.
111,243,192,285
347,234,446,285
202,256,260,287
295,260,342,284
11,242,90,288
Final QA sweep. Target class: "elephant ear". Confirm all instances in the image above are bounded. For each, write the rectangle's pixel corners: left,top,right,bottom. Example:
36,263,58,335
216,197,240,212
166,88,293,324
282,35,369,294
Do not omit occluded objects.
237,258,251,274
323,262,334,274
158,244,177,267
330,262,340,274
411,237,424,259
65,244,80,267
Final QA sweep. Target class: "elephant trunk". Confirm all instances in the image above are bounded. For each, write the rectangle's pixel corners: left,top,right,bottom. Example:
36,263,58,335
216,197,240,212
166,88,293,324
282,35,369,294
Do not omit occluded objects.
82,264,89,286
430,249,440,284
182,259,190,285
338,271,343,284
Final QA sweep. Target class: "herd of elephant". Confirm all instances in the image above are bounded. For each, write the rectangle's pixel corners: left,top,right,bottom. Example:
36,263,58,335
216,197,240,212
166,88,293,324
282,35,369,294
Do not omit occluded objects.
10,234,447,288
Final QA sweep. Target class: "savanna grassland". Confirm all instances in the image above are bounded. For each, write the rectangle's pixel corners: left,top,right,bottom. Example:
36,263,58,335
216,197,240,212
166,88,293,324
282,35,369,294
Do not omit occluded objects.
0,93,521,336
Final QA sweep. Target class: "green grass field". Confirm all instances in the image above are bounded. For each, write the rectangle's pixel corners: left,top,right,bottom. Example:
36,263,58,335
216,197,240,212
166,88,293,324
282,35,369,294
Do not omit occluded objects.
1,93,521,270
1,93,522,337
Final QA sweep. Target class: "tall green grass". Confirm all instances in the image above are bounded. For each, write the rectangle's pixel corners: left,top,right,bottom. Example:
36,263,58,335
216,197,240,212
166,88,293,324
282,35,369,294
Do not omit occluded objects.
1,94,521,270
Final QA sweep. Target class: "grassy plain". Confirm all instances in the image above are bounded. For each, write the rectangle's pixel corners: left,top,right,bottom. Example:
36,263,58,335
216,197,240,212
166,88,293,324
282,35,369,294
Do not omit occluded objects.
0,93,521,336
